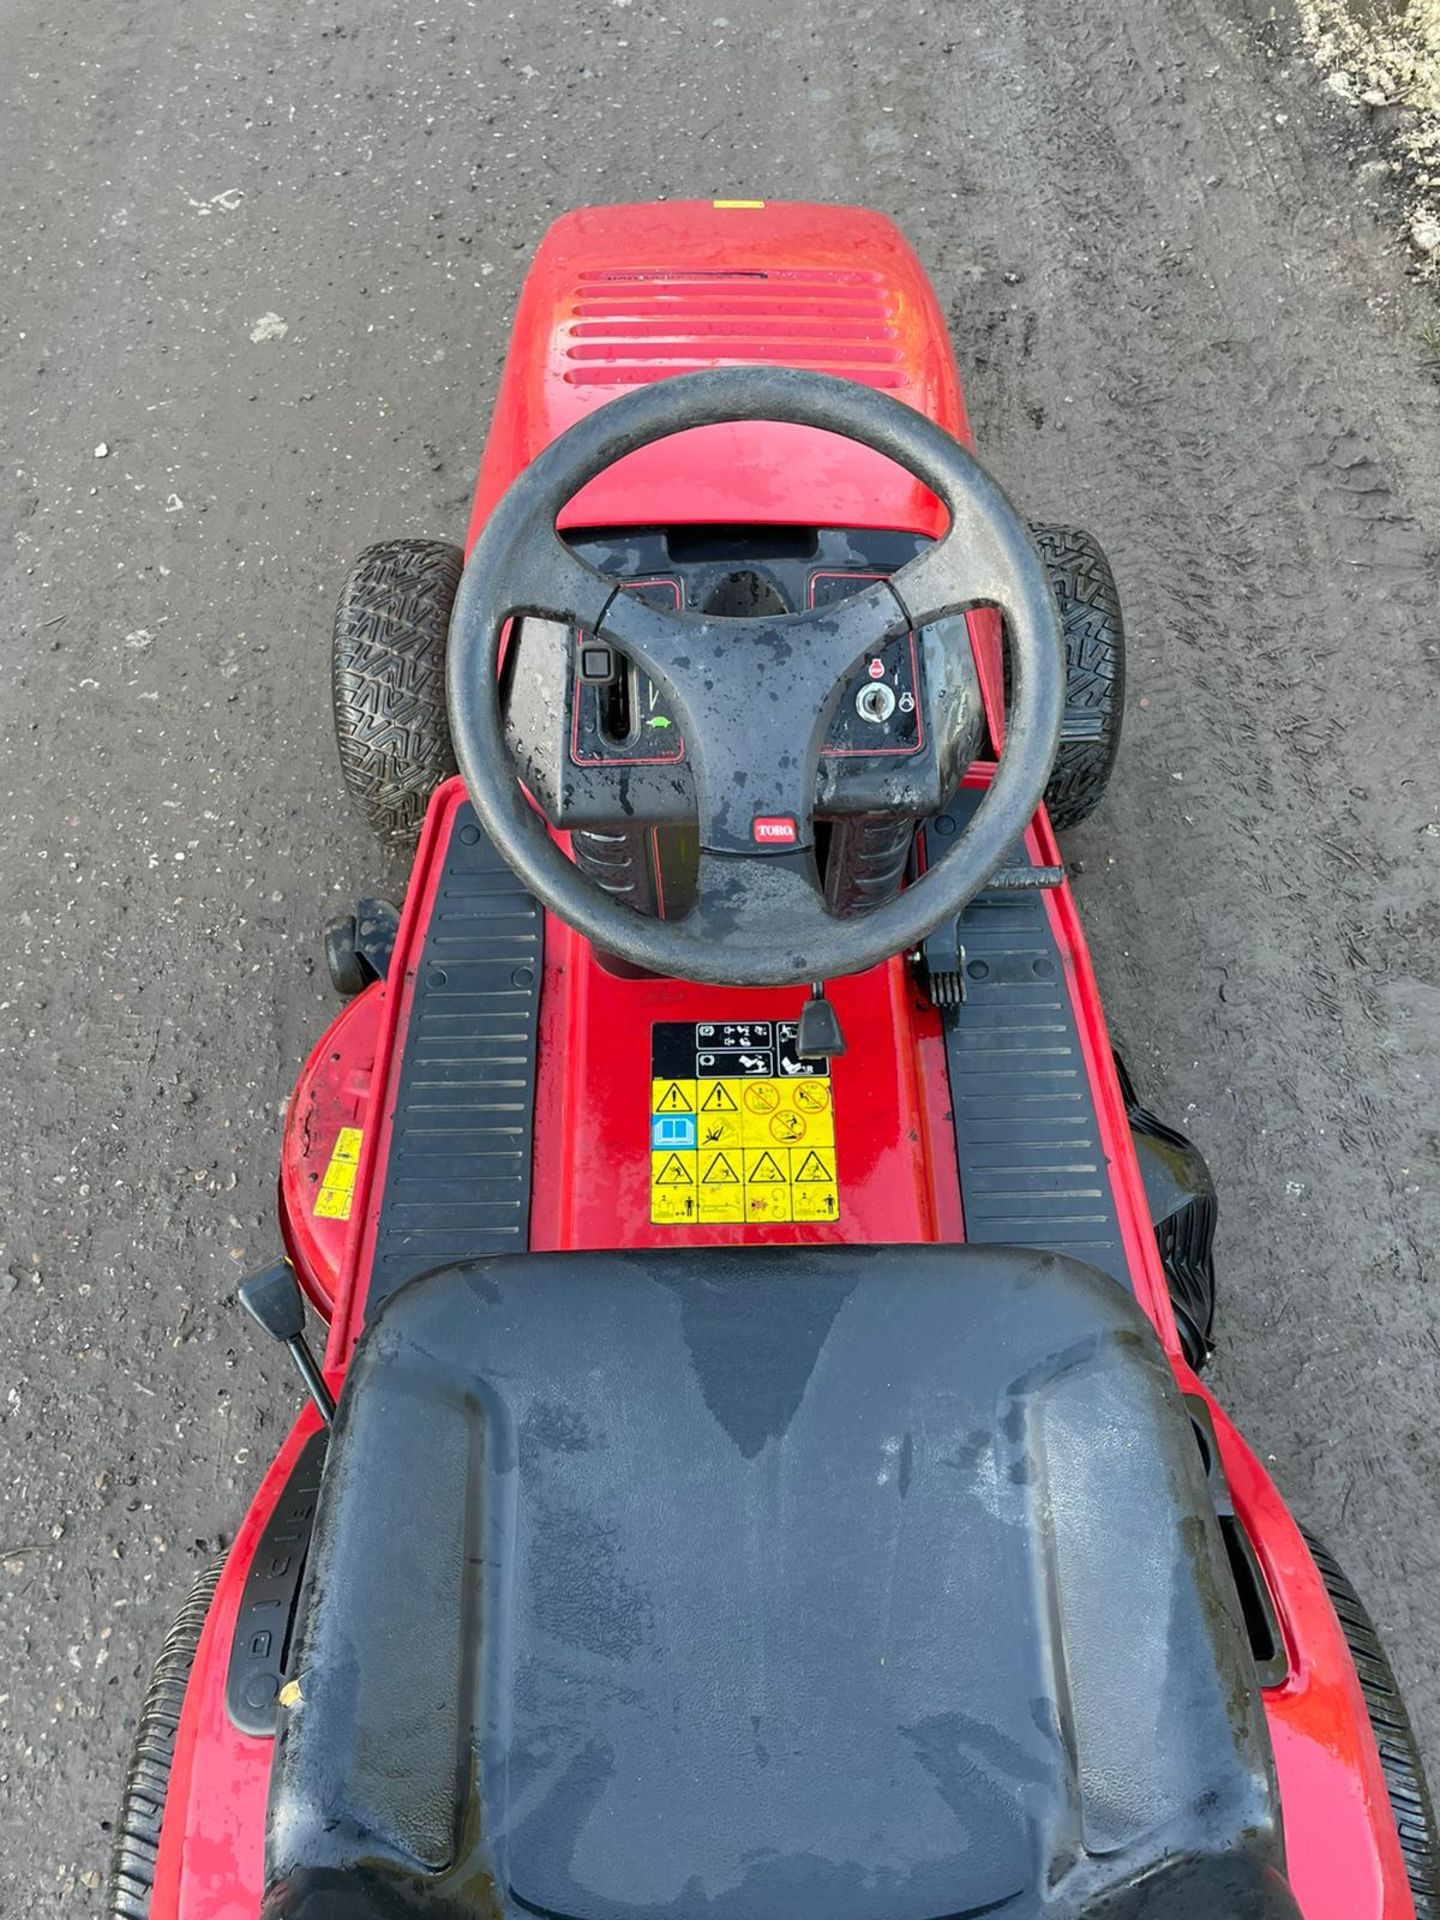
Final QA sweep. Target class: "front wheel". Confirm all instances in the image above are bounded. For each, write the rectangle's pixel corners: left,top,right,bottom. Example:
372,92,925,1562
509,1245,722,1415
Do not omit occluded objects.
331,539,463,851
1017,525,1126,830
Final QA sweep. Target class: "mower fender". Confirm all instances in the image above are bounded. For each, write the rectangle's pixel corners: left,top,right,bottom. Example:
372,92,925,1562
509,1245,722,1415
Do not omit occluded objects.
1202,1389,1415,1920
280,986,384,1321
147,1412,323,1920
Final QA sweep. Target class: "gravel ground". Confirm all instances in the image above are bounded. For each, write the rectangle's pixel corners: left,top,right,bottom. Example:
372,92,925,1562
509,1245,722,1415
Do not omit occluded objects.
1,0,1437,1908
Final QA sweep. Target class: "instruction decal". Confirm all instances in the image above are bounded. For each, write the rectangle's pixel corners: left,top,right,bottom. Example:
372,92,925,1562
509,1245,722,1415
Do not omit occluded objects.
314,1126,364,1221
648,1022,840,1225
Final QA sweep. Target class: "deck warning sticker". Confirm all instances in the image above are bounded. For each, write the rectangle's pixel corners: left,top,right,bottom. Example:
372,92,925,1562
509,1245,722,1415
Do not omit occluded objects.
649,1023,839,1225
314,1126,364,1221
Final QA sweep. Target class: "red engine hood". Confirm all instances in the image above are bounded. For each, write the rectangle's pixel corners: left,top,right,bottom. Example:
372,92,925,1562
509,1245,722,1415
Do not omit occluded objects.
464,199,969,546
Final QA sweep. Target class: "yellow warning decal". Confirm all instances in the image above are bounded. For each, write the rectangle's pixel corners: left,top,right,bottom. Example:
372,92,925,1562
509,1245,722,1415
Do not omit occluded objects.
745,1150,787,1184
653,1152,696,1186
648,1022,840,1225
314,1126,363,1221
713,198,766,209
793,1148,835,1183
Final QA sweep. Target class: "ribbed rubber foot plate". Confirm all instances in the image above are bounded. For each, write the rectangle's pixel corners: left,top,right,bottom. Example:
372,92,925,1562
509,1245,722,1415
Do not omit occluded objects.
926,804,1128,1287
369,804,542,1310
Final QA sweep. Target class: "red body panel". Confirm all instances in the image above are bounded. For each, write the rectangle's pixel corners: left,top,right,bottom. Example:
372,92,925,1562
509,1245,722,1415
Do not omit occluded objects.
1205,1395,1414,1920
465,201,965,543
316,776,1178,1362
168,201,1411,1920
279,987,383,1320
528,928,960,1255
150,1413,322,1920
464,199,1005,732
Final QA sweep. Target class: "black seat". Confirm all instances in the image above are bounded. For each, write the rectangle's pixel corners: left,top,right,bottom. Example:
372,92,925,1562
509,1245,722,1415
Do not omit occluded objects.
261,1245,1298,1920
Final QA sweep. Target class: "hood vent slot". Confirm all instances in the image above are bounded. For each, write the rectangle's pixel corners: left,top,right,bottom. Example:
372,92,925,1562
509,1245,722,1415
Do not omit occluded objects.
564,268,903,388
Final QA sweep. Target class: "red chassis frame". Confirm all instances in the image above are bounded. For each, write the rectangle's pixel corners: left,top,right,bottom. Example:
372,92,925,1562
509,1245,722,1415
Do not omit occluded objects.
149,202,1413,1920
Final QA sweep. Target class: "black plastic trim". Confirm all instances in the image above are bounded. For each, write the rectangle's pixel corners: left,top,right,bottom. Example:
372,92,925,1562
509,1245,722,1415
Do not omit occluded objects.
1115,1048,1219,1368
923,795,1129,1287
225,1430,328,1735
366,803,543,1313
1187,1395,1289,1689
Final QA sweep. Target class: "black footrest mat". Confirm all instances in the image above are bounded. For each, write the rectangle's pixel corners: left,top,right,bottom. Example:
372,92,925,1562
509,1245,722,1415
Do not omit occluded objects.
368,803,542,1313
925,802,1129,1289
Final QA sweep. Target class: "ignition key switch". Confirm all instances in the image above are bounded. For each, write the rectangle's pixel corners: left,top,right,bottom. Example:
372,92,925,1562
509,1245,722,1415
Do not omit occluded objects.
854,681,897,725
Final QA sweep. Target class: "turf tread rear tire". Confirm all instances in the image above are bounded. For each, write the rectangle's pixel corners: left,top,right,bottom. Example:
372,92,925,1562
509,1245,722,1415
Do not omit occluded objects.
332,539,462,850
108,1558,224,1920
1028,525,1126,830
1304,1529,1440,1919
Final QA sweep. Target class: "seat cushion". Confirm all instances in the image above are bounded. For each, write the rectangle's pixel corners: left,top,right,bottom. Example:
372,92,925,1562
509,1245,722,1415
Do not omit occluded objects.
262,1245,1297,1920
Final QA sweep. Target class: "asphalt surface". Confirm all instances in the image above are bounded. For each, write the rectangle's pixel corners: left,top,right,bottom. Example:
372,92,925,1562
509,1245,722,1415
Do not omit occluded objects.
2,0,1438,1908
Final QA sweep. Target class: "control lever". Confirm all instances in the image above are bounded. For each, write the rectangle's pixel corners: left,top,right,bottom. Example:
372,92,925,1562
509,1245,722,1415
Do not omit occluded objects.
238,1259,336,1426
796,982,846,1062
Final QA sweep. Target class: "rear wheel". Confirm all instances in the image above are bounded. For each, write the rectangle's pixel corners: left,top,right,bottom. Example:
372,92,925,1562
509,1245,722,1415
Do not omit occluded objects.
332,539,462,851
1305,1530,1440,1919
108,1559,224,1920
1016,525,1126,830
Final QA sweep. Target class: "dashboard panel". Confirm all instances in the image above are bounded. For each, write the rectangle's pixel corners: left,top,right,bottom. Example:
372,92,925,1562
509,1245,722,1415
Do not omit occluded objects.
502,526,986,834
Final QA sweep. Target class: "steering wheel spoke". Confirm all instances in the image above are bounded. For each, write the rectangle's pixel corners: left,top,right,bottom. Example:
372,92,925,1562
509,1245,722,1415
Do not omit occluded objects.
492,531,615,635
684,848,834,961
690,720,819,857
886,498,1028,628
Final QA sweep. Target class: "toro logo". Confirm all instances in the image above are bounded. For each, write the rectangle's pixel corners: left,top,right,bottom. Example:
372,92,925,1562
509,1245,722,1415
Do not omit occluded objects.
751,815,798,846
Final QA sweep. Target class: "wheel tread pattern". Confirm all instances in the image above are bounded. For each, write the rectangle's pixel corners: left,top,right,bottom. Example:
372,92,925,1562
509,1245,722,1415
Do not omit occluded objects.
1030,524,1126,830
331,539,463,850
107,1558,225,1920
1304,1529,1440,1920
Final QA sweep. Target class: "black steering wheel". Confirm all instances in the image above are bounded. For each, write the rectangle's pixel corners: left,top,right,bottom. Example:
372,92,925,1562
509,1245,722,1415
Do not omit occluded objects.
448,368,1064,987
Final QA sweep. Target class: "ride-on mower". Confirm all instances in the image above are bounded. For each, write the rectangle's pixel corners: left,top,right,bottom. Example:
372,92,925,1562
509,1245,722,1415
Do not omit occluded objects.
111,203,1437,1920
